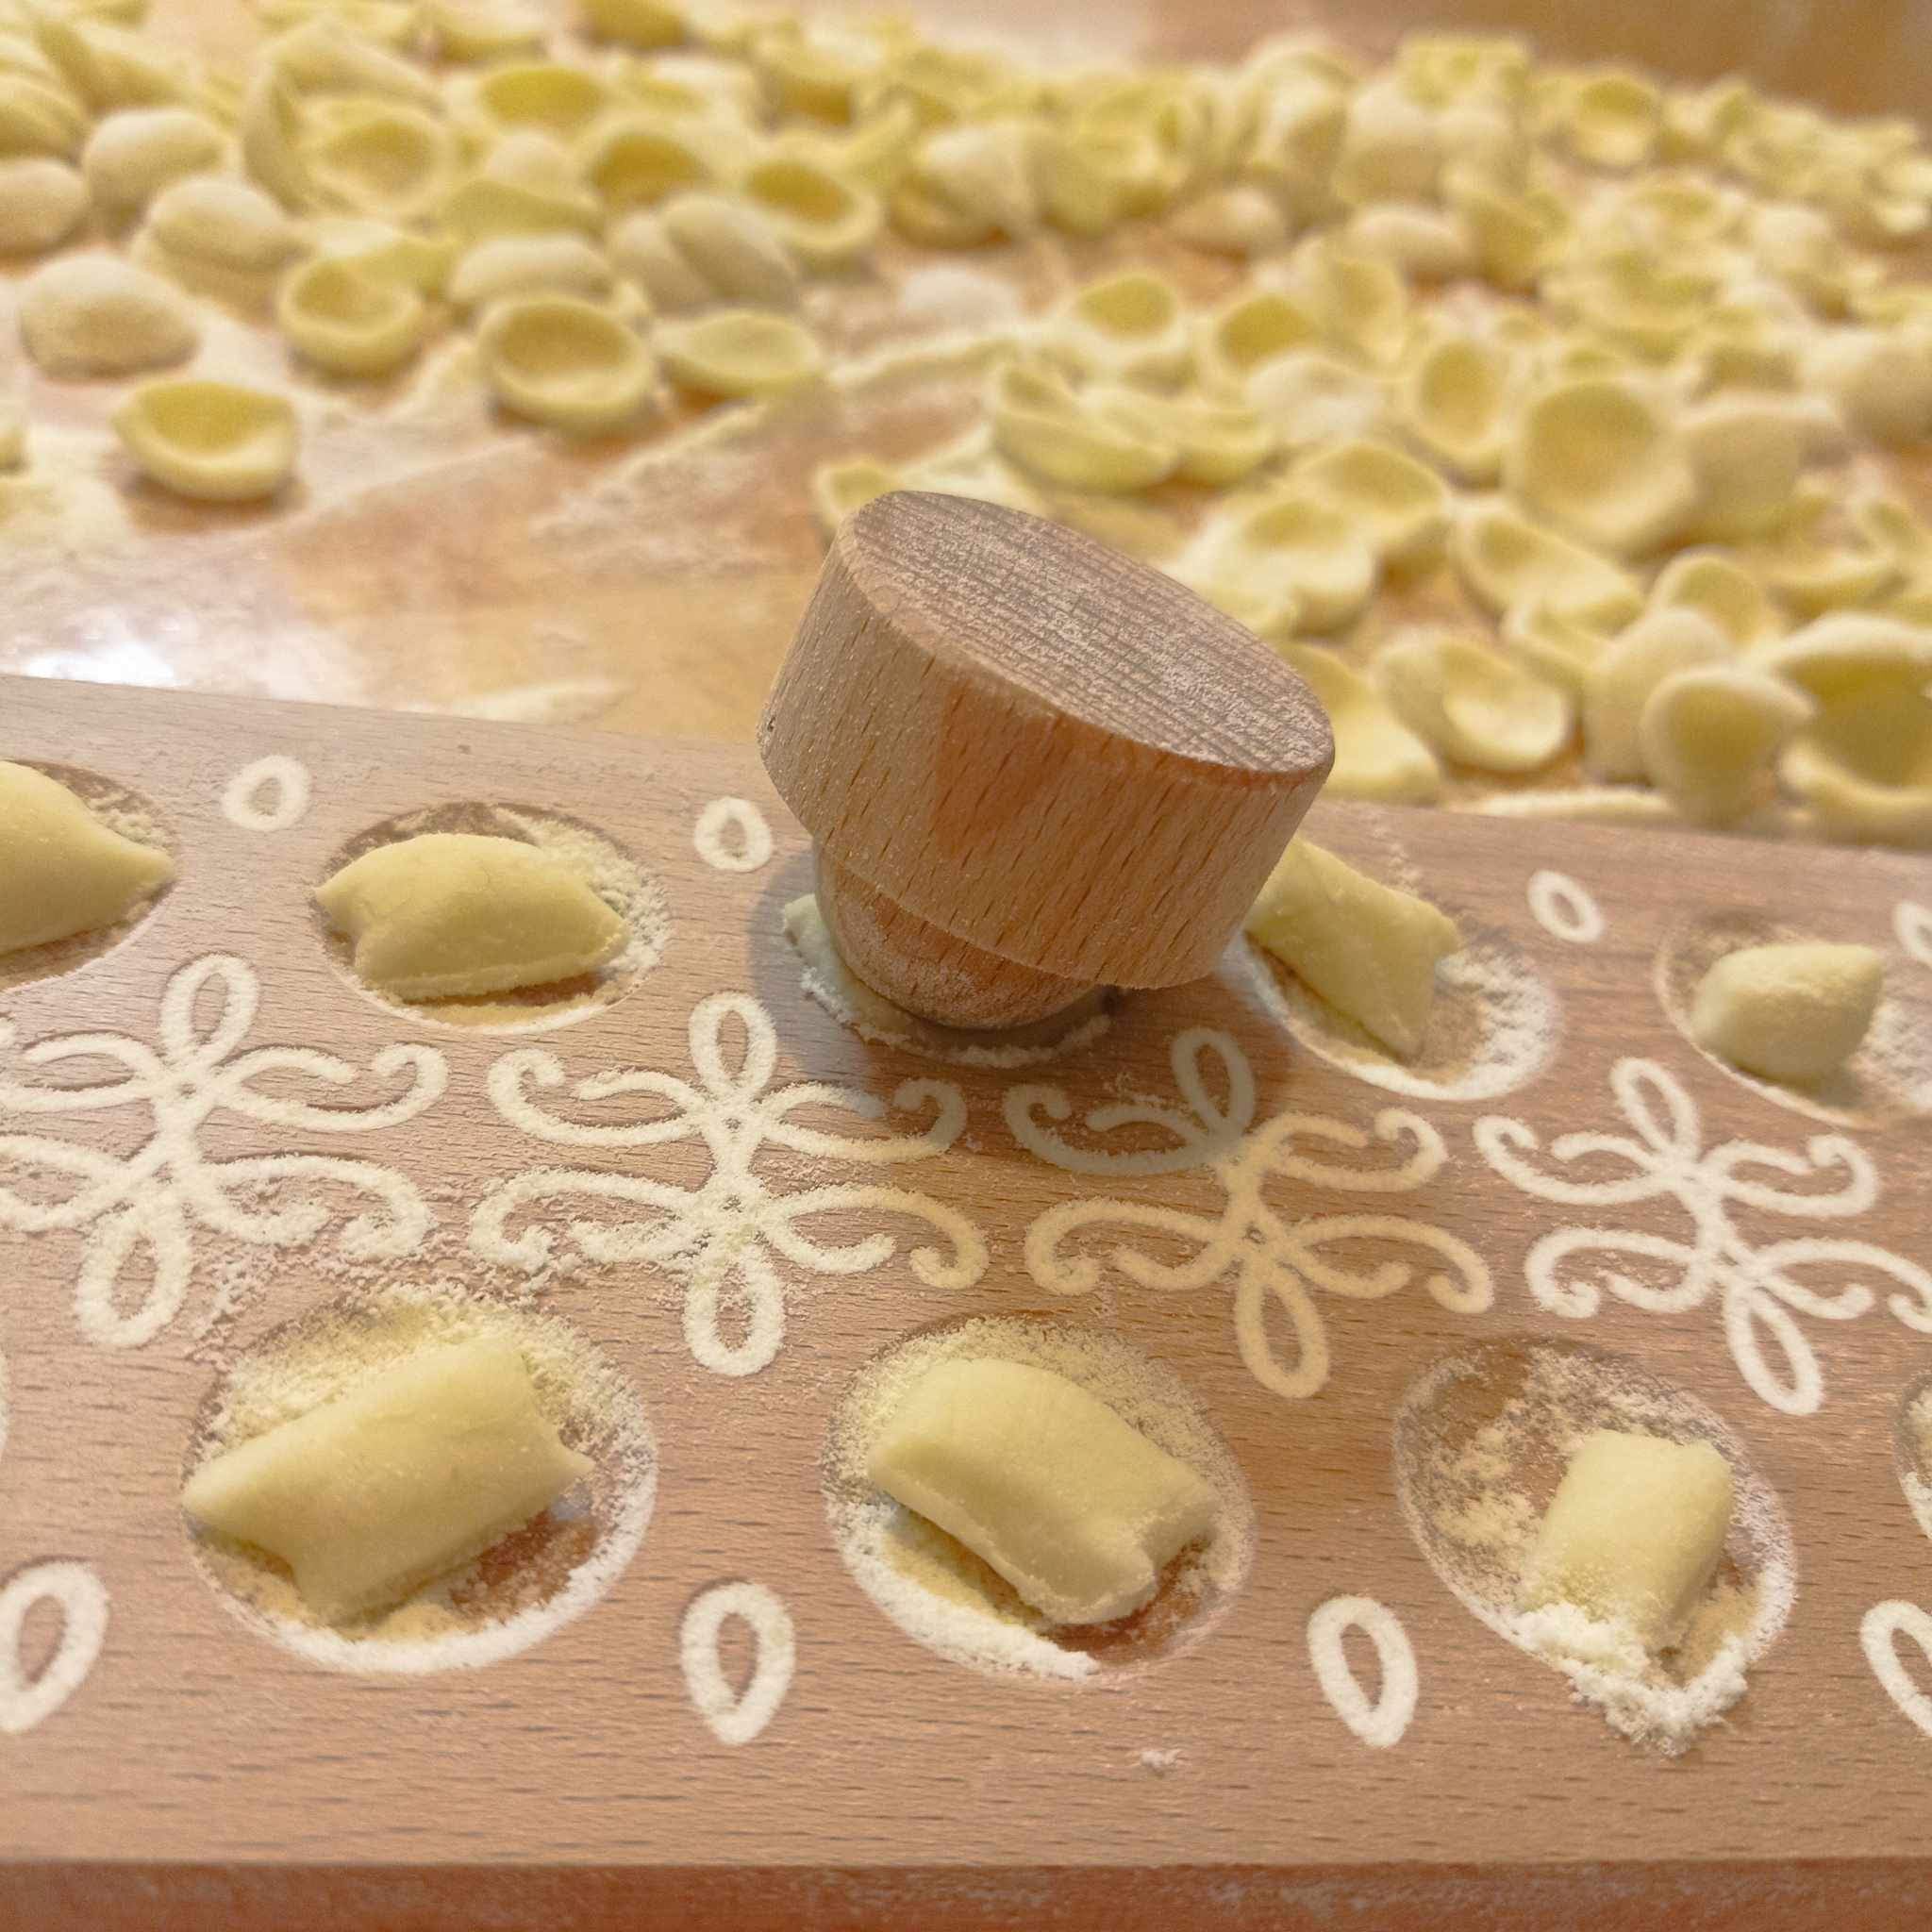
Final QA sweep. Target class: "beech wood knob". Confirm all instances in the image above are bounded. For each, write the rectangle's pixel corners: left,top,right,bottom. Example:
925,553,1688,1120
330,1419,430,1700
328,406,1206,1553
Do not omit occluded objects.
758,491,1335,1029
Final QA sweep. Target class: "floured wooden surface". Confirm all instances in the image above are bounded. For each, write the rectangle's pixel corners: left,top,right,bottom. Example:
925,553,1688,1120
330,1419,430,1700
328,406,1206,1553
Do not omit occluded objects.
1,675,1930,1927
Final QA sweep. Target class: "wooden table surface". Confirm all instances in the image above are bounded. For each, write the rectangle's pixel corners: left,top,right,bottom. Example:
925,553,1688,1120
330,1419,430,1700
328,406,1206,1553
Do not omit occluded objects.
3,0,1925,745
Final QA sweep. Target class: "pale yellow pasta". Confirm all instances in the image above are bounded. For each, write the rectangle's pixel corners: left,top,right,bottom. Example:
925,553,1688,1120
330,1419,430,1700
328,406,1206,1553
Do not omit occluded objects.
1751,613,1932,701
305,102,454,221
0,154,84,251
1652,551,1785,650
1330,77,1439,206
267,17,437,109
276,254,425,375
580,114,733,213
1375,630,1572,773
112,376,299,502
0,73,89,158
1637,664,1813,826
987,358,1176,493
631,54,765,126
1276,642,1442,803
1450,500,1644,630
808,453,897,537
773,101,916,196
1582,608,1732,781
19,251,199,374
1749,200,1857,311
1090,387,1273,488
472,61,619,142
893,119,1038,244
478,293,658,432
1780,689,1932,847
306,215,455,292
1168,183,1289,257
441,133,600,240
1555,68,1660,171
240,72,311,210
1505,375,1696,558
0,760,174,954
35,14,187,112
0,395,25,471
1803,327,1932,447
752,17,895,125
655,191,800,308
1761,541,1901,618
425,0,546,63
1291,235,1412,365
1291,438,1451,574
81,104,223,214
1344,202,1474,281
1397,330,1513,482
580,0,687,50
1238,69,1345,220
1047,271,1191,388
743,155,879,270
653,306,823,398
145,174,297,270
449,232,614,311
1184,490,1378,636
1242,349,1388,454
1679,395,1807,544
1196,288,1321,398
1498,598,1612,698
1449,175,1563,290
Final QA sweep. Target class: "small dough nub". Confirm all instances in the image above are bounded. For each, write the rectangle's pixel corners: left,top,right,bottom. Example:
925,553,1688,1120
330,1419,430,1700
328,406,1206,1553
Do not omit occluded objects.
1690,941,1884,1084
19,252,200,375
0,760,174,953
113,378,300,503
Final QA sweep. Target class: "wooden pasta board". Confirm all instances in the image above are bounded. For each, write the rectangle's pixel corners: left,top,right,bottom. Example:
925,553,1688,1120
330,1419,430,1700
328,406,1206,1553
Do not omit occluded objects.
2,673,1930,1931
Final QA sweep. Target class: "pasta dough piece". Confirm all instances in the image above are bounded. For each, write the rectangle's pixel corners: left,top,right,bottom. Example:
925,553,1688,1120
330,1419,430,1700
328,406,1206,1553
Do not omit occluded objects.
1554,69,1661,171
0,75,88,158
1762,541,1901,619
425,0,546,63
1276,644,1441,803
449,232,613,311
441,131,600,241
1638,665,1812,825
34,14,187,112
318,830,627,997
1752,613,1932,702
276,256,425,375
112,376,299,502
1330,76,1439,206
1804,327,1932,447
478,294,657,432
1690,942,1884,1083
653,307,821,399
1291,438,1450,574
1185,490,1376,635
1522,1432,1732,1651
1168,183,1290,257
1652,551,1784,650
268,17,438,109
1245,837,1461,1058
1450,176,1565,291
0,760,174,951
1505,376,1696,558
0,396,23,471
581,114,732,214
145,175,298,270
1345,202,1474,281
81,106,225,215
1680,396,1806,543
617,190,801,310
580,0,686,49
1195,288,1320,398
867,1357,1216,1626
182,1336,592,1624
1450,501,1643,630
18,253,199,375
1089,387,1272,488
988,358,1176,494
743,154,879,270
307,215,454,292
0,155,85,250
1245,350,1387,452
1047,271,1191,388
1375,631,1572,773
1397,330,1513,482
893,119,1038,244
1291,235,1413,366
471,61,617,142
808,453,896,536
1780,691,1932,848
240,73,313,212
1582,608,1731,781
307,102,454,221
1498,599,1611,699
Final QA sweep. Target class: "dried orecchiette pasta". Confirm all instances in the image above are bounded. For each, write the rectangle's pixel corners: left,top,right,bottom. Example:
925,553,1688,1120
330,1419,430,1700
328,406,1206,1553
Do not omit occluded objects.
743,155,879,270
449,232,615,311
478,293,658,432
752,17,896,125
1046,271,1192,388
19,251,200,375
471,61,620,142
1498,598,1613,698
1638,664,1813,826
1089,387,1273,488
441,132,601,241
306,215,455,292
307,102,455,222
1760,538,1901,619
1168,183,1290,258
892,119,1038,245
1330,77,1440,207
1276,642,1441,803
1375,630,1573,774
1450,501,1644,630
581,114,733,213
579,0,687,51
1446,175,1563,291
0,155,86,251
1555,68,1661,171
268,17,439,108
1291,235,1413,365
81,106,225,215
1582,608,1732,781
1397,329,1513,482
1652,551,1785,651
656,190,800,308
1504,375,1697,558
0,73,90,158
989,358,1177,494
1182,490,1378,636
1291,437,1451,575
240,72,313,210
1195,288,1321,398
1679,395,1807,544
1780,687,1932,847
653,307,823,399
144,174,299,272
112,376,299,502
36,14,189,113
425,0,546,63
1344,202,1474,281
809,453,898,537
276,254,426,375
1244,349,1388,452
1803,327,1932,447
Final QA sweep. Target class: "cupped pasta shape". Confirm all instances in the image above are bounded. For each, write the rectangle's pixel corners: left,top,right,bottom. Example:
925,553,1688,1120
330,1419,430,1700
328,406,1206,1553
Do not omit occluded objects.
1047,271,1192,388
744,155,879,270
988,358,1177,494
240,73,313,212
580,113,731,213
1090,387,1273,488
112,376,299,502
1750,612,1932,703
0,155,86,251
629,190,801,310
267,17,439,108
1196,288,1321,398
1652,550,1785,649
1374,630,1572,773
1449,176,1564,291
1291,236,1413,366
1803,327,1932,447
306,102,455,220
1498,598,1612,698
473,62,620,142
1679,396,1807,543
1169,183,1290,257
425,0,546,62
1581,608,1732,780
449,233,614,311
1556,68,1661,171
1780,686,1932,847
1031,124,1149,238
1186,490,1379,636
0,75,89,158
81,106,225,215
478,294,658,431
646,307,816,400
808,453,898,536
893,119,1038,244
752,18,895,125
306,215,455,292
317,831,627,999
276,255,425,375
1761,541,1901,618
1291,437,1451,574
1637,664,1813,826
146,175,298,269
35,14,188,113
441,132,600,241
0,760,174,955
774,100,918,195
1504,375,1697,558
1330,76,1439,207
1397,330,1513,481
19,252,199,375
580,0,686,49
1450,499,1643,630
1345,202,1474,281
1276,642,1441,802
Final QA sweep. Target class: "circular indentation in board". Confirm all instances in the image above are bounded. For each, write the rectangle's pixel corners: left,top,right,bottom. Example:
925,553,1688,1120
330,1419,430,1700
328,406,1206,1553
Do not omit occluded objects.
1896,1370,1932,1547
824,1313,1255,1684
1235,921,1559,1103
1393,1338,1794,1755
313,800,667,1032
1654,909,1932,1127
181,1285,657,1674
0,763,176,992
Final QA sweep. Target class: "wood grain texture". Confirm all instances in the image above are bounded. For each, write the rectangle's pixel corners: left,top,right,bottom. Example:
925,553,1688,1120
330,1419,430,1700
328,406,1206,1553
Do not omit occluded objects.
0,675,1928,1928
758,492,1332,1005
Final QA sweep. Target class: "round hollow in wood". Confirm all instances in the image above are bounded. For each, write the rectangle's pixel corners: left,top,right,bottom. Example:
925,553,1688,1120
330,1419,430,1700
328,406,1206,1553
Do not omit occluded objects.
758,492,1334,1008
